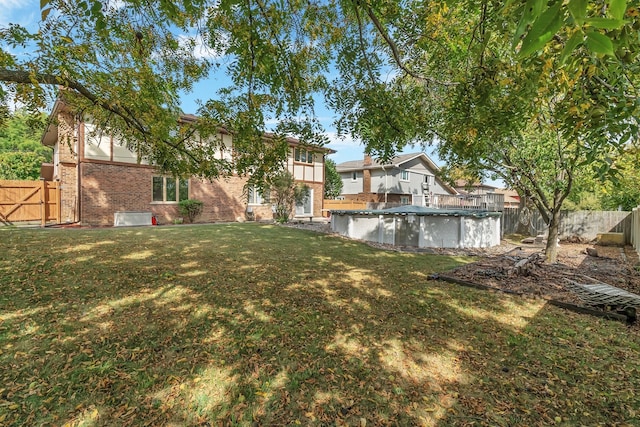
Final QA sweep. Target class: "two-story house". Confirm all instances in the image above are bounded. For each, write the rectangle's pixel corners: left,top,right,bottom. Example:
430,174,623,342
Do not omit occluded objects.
41,100,333,226
336,152,457,206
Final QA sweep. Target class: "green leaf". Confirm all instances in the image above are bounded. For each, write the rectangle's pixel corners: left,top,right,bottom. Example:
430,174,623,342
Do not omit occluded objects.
585,17,626,29
559,31,584,64
608,0,627,20
568,0,588,25
40,0,49,9
585,31,615,55
514,0,546,43
518,3,564,58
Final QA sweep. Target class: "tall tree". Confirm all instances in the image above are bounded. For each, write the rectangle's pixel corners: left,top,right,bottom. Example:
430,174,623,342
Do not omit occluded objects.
324,1,640,262
0,110,50,180
599,147,640,210
324,158,343,199
2,0,640,260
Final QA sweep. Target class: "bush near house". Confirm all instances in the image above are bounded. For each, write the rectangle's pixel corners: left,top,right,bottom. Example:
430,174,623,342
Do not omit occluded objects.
178,199,203,223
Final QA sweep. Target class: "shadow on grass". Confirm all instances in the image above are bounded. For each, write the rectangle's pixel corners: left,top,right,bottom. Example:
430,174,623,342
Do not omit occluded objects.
0,224,638,426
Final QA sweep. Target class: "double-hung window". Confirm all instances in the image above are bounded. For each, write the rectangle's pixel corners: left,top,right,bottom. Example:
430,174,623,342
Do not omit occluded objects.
294,148,314,164
400,170,410,181
153,177,189,202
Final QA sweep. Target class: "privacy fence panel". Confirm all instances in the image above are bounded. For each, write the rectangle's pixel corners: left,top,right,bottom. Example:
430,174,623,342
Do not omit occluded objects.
0,180,61,226
323,200,368,217
632,206,640,253
502,208,632,242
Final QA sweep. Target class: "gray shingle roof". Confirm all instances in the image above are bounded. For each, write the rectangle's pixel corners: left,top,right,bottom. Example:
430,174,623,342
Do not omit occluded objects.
336,152,424,172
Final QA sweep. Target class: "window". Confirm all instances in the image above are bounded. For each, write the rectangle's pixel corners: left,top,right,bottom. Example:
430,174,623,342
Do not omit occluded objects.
248,185,270,205
294,148,314,164
351,171,358,181
400,170,410,181
400,196,410,205
152,176,189,202
295,189,313,216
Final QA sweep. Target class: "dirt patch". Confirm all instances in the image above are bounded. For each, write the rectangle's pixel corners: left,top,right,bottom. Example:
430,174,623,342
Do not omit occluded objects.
442,242,640,310
285,222,640,321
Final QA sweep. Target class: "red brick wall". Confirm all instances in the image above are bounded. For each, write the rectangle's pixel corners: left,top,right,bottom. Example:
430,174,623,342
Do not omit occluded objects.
190,176,273,223
80,162,156,226
56,111,79,223
309,182,324,217
78,164,273,225
342,192,386,203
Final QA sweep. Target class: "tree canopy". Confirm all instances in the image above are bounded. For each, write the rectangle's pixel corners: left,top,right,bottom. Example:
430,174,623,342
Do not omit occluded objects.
0,110,50,180
2,0,639,259
324,158,343,199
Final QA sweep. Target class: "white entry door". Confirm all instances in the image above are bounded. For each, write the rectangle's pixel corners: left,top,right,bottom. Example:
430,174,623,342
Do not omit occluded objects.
296,189,313,216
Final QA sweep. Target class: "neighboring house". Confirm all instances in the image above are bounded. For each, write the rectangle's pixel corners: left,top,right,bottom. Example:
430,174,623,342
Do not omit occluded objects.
40,101,333,226
454,180,515,210
494,188,521,208
454,180,499,195
336,152,457,207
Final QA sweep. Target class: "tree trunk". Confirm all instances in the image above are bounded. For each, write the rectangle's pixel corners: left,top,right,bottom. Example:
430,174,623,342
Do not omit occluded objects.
515,196,531,235
545,208,561,263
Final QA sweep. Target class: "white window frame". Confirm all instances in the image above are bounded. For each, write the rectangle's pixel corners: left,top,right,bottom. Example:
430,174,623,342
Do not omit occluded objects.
294,148,314,164
351,171,358,181
400,196,410,205
248,185,270,205
400,170,410,182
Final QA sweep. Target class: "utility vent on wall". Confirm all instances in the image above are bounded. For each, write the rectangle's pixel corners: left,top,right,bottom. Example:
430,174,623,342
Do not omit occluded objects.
114,211,152,227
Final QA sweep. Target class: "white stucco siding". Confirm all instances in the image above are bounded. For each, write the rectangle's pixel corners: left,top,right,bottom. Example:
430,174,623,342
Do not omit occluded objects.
370,169,388,194
84,123,111,161
221,134,233,161
430,179,453,195
112,139,138,163
313,161,324,183
340,172,362,194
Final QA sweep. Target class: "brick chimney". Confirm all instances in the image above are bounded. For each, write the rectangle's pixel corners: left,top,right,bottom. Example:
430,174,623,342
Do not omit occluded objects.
363,154,372,194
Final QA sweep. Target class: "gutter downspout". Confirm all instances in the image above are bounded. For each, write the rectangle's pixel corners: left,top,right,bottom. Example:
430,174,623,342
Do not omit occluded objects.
382,166,388,203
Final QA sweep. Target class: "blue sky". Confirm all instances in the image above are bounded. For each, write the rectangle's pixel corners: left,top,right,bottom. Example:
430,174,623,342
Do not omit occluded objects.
2,0,462,172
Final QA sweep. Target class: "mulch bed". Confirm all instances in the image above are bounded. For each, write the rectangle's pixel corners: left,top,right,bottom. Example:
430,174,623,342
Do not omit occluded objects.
438,242,640,323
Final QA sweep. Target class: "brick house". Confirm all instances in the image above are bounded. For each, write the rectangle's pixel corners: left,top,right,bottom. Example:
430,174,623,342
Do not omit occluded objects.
41,101,333,226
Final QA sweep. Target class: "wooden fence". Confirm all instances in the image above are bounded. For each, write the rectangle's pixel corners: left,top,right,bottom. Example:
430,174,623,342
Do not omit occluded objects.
502,207,632,242
632,206,640,254
0,180,61,226
322,200,368,217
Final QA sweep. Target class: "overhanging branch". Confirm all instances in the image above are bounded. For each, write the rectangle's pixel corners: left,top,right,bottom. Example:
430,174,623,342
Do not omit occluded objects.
0,68,201,165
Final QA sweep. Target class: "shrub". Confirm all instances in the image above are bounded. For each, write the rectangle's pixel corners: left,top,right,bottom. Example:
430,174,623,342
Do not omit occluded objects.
270,172,309,223
178,199,204,223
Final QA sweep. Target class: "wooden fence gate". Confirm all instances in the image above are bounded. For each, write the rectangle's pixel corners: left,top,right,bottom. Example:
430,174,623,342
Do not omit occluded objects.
0,180,61,226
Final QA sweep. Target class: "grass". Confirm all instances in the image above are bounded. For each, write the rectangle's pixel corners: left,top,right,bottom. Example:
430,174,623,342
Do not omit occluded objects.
0,223,639,426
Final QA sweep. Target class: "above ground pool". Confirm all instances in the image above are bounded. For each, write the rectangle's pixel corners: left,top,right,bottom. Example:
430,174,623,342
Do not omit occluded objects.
330,205,502,249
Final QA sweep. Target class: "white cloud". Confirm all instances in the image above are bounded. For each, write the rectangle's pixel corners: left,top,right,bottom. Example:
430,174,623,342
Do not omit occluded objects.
0,0,27,9
178,33,224,60
325,132,366,164
0,0,39,28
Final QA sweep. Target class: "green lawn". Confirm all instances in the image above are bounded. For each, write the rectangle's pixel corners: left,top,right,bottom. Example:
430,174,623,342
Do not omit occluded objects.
1,224,638,426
